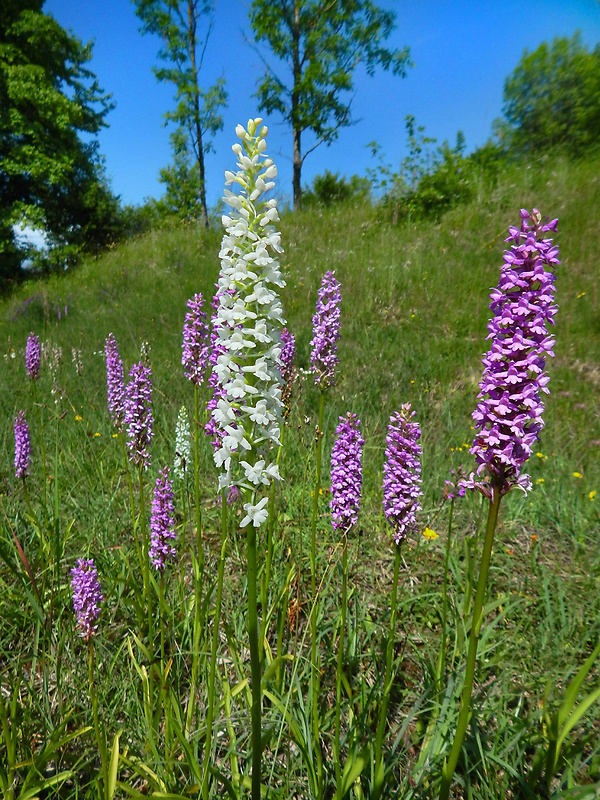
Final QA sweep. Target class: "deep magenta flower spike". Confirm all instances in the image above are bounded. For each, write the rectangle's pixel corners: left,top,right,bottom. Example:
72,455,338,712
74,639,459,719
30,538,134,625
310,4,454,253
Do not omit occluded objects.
463,209,559,498
182,293,210,385
25,332,40,380
330,413,364,532
124,362,153,469
105,333,125,430
14,410,31,479
149,467,177,571
382,404,423,545
70,558,103,640
310,271,341,389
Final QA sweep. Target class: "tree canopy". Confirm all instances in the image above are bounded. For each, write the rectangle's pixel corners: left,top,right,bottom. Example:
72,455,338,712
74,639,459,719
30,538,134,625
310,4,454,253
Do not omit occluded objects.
0,0,116,280
133,0,227,227
249,0,412,209
502,31,600,157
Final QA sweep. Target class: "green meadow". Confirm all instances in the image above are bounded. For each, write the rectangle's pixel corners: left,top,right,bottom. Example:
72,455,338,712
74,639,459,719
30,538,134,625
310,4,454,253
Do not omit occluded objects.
0,150,599,799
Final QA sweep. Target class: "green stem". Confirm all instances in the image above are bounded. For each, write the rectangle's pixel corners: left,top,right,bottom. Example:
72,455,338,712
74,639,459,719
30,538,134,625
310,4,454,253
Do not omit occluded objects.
438,497,455,689
310,390,326,794
246,491,263,800
201,493,228,800
260,430,283,656
373,545,401,799
179,480,188,603
120,433,142,573
32,381,48,517
88,642,108,793
439,487,502,800
194,385,204,578
334,533,348,799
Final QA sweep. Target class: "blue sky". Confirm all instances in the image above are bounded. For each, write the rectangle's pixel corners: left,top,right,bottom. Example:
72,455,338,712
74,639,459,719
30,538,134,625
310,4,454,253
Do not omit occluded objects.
43,0,600,210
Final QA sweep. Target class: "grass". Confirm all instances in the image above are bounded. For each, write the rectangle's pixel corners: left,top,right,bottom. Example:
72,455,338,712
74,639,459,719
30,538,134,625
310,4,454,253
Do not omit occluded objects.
0,150,599,799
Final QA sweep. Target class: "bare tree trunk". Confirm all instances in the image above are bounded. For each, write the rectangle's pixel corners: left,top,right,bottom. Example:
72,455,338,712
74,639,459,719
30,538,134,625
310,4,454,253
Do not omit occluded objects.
293,128,302,211
188,0,208,227
292,0,302,211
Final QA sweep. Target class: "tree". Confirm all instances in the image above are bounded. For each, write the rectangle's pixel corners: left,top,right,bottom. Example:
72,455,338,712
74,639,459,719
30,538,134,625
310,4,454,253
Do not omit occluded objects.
133,0,227,227
0,0,115,281
249,0,411,209
503,32,600,157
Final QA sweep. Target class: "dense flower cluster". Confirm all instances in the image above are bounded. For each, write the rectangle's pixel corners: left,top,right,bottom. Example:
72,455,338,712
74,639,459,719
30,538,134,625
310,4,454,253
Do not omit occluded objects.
279,327,295,384
280,327,295,418
70,558,103,639
182,293,210,384
149,467,177,571
464,208,559,497
124,362,153,469
25,332,40,380
330,413,364,532
14,410,31,479
310,271,341,389
211,118,286,527
173,406,191,480
105,333,125,429
382,404,423,545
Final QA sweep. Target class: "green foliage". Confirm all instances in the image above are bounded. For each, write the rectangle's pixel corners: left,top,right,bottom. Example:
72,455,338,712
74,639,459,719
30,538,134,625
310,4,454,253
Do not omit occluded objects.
0,0,116,282
302,170,371,208
133,0,228,226
249,0,411,209
503,31,600,157
371,116,477,223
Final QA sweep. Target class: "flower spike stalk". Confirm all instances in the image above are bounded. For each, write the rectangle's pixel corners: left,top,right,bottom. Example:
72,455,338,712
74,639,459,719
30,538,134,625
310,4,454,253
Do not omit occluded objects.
440,209,559,800
373,404,422,800
206,117,286,800
308,270,341,794
330,413,364,800
71,558,108,790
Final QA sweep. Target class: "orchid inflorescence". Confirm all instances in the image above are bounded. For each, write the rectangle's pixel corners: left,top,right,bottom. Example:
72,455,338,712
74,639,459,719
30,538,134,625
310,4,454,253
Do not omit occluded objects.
124,362,154,469
14,410,31,479
464,208,559,497
70,558,103,640
382,403,423,546
310,271,341,389
149,467,177,571
330,412,364,533
105,332,125,430
210,118,286,528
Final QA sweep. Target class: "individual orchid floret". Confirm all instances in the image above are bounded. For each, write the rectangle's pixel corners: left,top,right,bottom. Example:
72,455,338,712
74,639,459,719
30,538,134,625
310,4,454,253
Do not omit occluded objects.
463,209,559,499
105,333,125,430
14,410,31,479
310,271,341,389
173,406,191,480
330,413,364,532
443,466,467,501
182,293,210,385
210,118,286,527
70,558,103,640
25,332,40,380
149,467,177,571
124,362,153,469
382,404,423,545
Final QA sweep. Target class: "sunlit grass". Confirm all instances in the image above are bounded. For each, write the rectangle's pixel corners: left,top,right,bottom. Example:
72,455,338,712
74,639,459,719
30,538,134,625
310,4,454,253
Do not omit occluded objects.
0,151,599,797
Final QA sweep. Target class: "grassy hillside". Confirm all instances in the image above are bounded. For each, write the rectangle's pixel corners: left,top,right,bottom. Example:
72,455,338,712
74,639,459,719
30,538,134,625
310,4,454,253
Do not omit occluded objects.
2,154,599,532
0,150,599,798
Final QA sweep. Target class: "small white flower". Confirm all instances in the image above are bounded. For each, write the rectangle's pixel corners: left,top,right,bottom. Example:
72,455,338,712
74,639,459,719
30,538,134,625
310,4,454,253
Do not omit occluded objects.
240,496,270,528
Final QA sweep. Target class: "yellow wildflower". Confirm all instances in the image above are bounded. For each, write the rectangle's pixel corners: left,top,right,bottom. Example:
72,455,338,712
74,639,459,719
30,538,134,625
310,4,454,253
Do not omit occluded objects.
422,527,439,541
